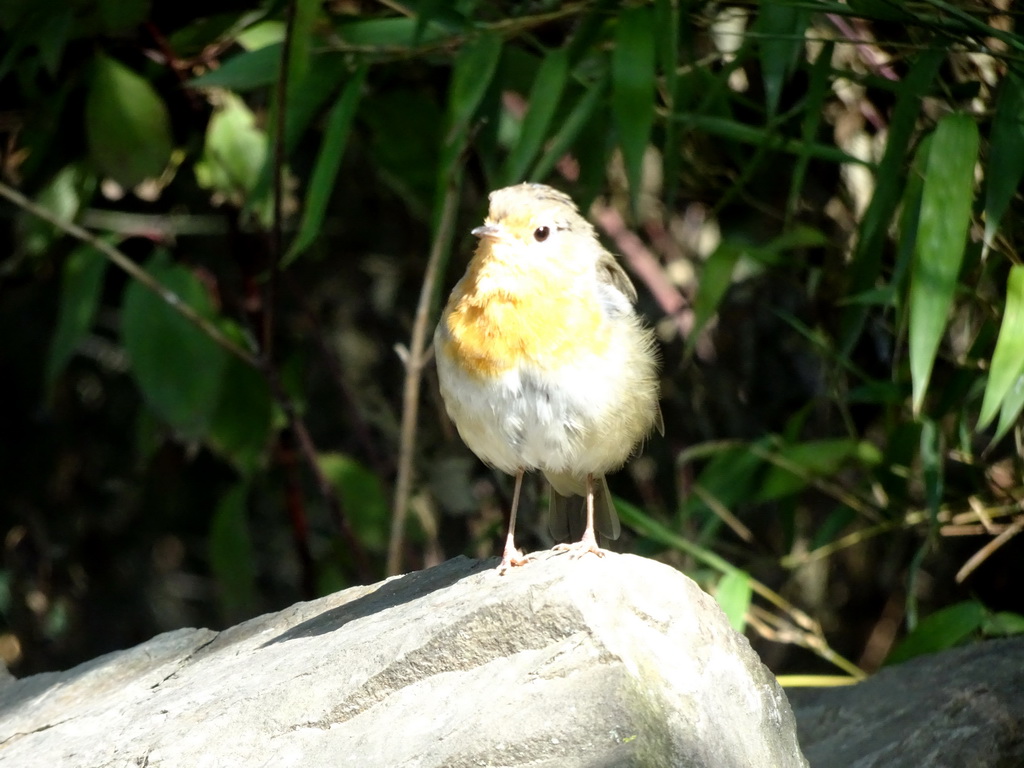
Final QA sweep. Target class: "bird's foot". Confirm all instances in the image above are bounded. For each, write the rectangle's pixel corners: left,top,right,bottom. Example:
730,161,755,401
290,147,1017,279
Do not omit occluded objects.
552,533,605,560
497,546,534,575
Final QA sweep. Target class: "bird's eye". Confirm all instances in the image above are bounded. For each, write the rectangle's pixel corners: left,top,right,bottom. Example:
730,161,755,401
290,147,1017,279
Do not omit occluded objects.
533,226,550,242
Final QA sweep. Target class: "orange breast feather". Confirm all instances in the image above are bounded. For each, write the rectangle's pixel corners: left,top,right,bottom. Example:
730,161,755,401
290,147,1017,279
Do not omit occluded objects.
443,249,610,378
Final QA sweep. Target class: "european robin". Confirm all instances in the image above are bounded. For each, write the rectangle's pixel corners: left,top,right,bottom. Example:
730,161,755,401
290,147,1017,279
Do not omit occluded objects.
434,183,663,572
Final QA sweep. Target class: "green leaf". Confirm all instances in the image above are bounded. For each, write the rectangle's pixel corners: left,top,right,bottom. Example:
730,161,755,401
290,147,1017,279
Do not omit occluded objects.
686,241,744,356
319,453,390,552
121,254,229,440
195,92,269,210
984,72,1024,245
909,113,979,414
207,326,274,476
886,601,986,665
209,482,257,618
285,66,368,265
841,49,943,353
189,45,282,90
436,31,502,228
362,89,443,218
335,16,452,47
756,2,810,115
612,5,656,214
20,164,95,257
715,570,752,632
45,244,108,395
978,265,1024,430
992,372,1024,445
983,611,1024,637
756,438,865,501
289,0,321,85
531,74,608,181
502,48,569,186
85,53,173,188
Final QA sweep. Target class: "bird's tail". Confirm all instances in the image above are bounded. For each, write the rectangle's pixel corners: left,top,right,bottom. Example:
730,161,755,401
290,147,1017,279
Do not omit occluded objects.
547,474,621,542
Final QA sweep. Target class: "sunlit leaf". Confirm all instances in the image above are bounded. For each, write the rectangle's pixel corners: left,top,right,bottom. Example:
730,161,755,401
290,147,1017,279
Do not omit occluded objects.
121,253,229,440
86,53,173,188
978,265,1024,429
612,5,656,214
319,453,390,551
992,373,1024,445
195,92,268,211
886,601,985,665
435,31,502,230
841,49,943,353
45,244,108,396
715,570,752,632
909,113,979,414
983,611,1024,637
20,164,95,256
502,48,569,186
531,74,608,181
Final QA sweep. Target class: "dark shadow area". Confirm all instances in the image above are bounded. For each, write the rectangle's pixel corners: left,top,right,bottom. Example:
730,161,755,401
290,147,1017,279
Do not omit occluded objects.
263,556,493,646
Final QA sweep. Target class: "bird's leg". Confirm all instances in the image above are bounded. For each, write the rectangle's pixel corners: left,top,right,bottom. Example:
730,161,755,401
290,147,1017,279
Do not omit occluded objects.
553,473,604,559
579,472,601,554
498,468,530,574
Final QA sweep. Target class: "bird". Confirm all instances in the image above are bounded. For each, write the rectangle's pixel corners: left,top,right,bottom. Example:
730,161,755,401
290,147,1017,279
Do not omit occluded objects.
434,182,663,572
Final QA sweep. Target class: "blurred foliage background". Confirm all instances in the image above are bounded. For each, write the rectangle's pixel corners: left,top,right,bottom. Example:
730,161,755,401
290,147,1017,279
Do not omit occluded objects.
2,0,1023,682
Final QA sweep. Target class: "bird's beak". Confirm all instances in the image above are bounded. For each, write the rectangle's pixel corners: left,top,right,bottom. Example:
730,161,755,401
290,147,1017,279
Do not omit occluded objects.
471,224,501,240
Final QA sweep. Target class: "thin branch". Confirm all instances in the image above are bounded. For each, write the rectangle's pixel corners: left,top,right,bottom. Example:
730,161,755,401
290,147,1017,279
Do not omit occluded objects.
0,181,259,368
387,178,463,576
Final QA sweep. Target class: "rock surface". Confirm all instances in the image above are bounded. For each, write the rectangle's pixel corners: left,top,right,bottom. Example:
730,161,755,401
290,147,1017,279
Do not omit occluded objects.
0,552,806,767
790,636,1024,768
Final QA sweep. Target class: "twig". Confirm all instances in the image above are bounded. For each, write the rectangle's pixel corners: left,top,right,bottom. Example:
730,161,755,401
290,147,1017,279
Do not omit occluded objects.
387,178,463,576
0,181,259,368
955,516,1024,583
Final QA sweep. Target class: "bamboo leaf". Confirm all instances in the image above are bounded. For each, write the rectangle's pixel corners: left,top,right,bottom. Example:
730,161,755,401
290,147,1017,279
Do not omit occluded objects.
530,74,608,181
887,601,985,665
978,265,1024,429
909,113,979,414
687,241,744,357
436,32,502,229
612,6,656,215
285,66,367,265
984,72,1024,245
841,48,943,353
756,2,809,115
991,373,1024,445
502,48,569,185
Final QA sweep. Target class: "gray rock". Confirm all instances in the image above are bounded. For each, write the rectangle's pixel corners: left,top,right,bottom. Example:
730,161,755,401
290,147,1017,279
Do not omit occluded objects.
0,553,806,767
790,636,1024,768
